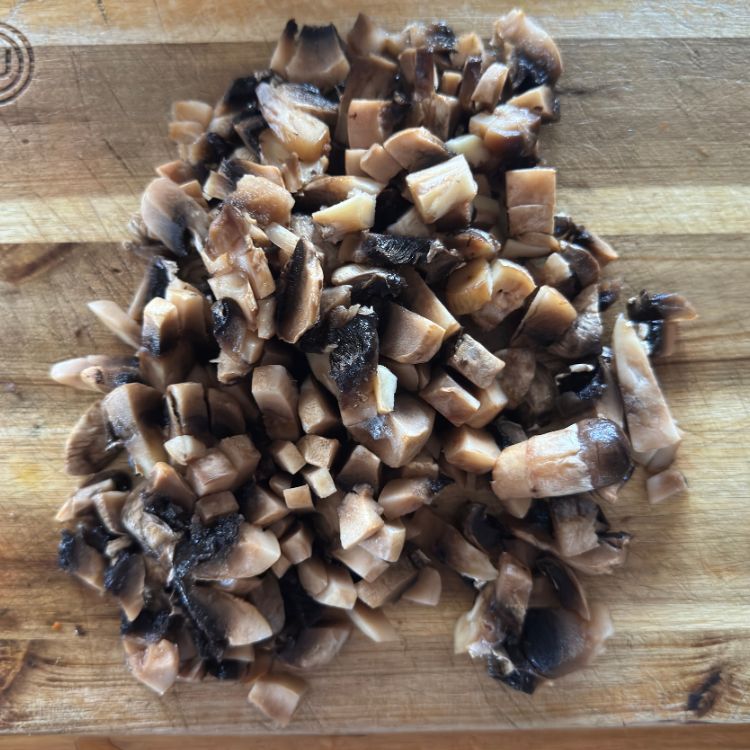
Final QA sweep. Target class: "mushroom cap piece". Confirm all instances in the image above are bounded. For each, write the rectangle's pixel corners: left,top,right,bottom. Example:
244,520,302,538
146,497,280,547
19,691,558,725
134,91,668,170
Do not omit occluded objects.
276,239,324,345
102,383,168,476
65,400,119,476
140,177,208,257
284,24,351,91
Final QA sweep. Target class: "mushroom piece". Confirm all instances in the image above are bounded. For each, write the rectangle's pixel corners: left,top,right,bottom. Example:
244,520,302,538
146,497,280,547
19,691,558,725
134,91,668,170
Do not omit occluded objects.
549,283,603,360
646,468,688,504
359,143,403,183
410,507,498,584
65,400,120,476
626,290,697,324
453,585,499,657
337,445,382,492
347,99,398,149
612,315,682,458
536,556,590,621
347,601,399,642
193,523,281,579
102,384,168,475
494,9,563,87
312,193,377,241
374,364,397,414
549,494,600,558
338,485,384,549
383,127,451,171
443,425,500,474
406,154,478,224
377,476,446,520
512,285,577,347
298,376,339,435
252,365,302,441
401,566,441,606
138,296,193,391
241,485,289,527
471,62,510,109
507,85,557,121
465,380,509,429
445,258,493,315
471,259,536,330
220,434,261,485
380,303,445,364
356,556,418,608
195,491,239,525
301,175,383,208
301,466,337,498
515,604,612,681
332,544,389,582
492,417,633,500
446,334,505,389
278,620,352,670
123,637,179,696
232,174,295,228
497,348,537,408
279,522,315,564
256,82,330,162
165,382,210,441
58,527,107,592
284,24,350,91
358,519,406,562
185,447,239,496
270,440,306,475
140,177,208,257
420,369,480,427
349,393,436,468
401,268,460,338
87,300,141,349
247,672,308,727
493,551,533,633
312,564,358,609
105,551,145,621
334,52,398,143
470,104,540,162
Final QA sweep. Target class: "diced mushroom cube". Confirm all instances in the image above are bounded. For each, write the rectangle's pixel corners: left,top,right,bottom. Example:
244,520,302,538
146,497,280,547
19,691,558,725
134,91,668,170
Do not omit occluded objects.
406,154,478,224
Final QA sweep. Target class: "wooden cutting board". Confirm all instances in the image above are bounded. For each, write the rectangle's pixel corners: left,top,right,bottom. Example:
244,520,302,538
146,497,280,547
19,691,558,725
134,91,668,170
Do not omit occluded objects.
0,0,749,737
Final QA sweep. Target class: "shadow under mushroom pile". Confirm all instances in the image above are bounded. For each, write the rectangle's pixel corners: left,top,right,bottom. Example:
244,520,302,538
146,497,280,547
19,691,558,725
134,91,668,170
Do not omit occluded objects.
52,10,696,726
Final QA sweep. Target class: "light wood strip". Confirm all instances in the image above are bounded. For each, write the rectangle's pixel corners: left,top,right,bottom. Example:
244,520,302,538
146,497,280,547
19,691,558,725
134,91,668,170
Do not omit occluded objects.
1,0,749,45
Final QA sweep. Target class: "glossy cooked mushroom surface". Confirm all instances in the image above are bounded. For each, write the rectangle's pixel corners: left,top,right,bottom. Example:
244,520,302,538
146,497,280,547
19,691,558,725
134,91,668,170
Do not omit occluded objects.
52,10,694,726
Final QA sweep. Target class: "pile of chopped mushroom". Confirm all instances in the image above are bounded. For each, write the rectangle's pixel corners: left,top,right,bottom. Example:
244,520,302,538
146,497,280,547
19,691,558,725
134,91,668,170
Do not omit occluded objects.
52,10,696,726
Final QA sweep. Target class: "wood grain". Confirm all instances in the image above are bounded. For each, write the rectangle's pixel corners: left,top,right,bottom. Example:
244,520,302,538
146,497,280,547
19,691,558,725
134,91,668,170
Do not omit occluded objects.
0,0,749,741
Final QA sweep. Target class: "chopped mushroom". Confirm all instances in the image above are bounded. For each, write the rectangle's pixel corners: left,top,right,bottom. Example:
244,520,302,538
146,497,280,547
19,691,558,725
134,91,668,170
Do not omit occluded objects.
102,384,167,475
402,566,441,606
612,315,682,459
248,672,308,727
123,638,179,695
347,601,400,641
338,485,384,549
65,401,119,476
406,154,478,224
380,303,445,364
55,11,694,715
646,468,688,504
492,418,633,500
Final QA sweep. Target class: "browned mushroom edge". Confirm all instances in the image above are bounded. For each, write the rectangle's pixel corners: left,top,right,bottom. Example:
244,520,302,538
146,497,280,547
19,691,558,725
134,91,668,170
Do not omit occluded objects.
50,10,694,723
